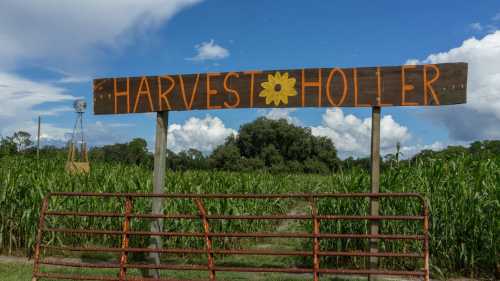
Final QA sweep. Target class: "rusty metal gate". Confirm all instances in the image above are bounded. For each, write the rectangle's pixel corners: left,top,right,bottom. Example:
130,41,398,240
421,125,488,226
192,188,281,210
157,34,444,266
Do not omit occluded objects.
33,192,429,281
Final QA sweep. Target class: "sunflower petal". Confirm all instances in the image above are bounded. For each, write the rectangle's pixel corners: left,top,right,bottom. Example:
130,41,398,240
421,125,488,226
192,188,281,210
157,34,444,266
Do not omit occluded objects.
266,95,274,105
261,81,272,90
273,96,280,106
280,94,288,105
288,89,298,96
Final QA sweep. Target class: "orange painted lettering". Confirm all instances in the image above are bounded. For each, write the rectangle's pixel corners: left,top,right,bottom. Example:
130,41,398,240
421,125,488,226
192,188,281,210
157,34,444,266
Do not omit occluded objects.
244,71,261,108
301,68,322,107
401,65,418,106
157,75,175,111
133,77,154,112
423,64,441,105
223,72,240,108
326,68,348,106
206,73,221,110
113,78,130,113
178,74,200,110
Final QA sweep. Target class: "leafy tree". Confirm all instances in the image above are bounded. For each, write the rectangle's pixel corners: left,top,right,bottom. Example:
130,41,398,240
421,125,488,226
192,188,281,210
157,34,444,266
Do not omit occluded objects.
209,141,242,171
12,131,32,152
470,140,500,157
0,136,17,157
343,156,371,171
260,144,283,166
223,117,339,173
286,160,304,173
311,136,339,170
126,138,150,166
166,148,208,171
237,118,315,162
303,158,330,174
89,138,152,167
240,157,265,172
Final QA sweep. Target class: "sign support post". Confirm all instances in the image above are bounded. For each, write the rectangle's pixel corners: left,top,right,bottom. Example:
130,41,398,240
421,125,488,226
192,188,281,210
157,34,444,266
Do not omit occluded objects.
369,106,381,280
147,111,169,278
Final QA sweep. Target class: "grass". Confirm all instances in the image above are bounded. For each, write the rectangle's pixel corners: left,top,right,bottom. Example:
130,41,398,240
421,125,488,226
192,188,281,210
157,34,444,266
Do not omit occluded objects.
0,260,362,281
0,154,498,279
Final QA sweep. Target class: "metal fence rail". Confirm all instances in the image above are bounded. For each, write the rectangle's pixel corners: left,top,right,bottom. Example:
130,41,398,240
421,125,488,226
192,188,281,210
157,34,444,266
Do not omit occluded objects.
32,192,429,281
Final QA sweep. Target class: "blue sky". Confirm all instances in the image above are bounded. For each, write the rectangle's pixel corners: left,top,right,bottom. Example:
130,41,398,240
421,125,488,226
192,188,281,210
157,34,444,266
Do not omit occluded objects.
1,0,500,158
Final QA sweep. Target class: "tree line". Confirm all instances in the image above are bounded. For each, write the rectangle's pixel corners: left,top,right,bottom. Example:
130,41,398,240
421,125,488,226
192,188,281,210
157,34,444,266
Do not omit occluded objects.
1,117,499,173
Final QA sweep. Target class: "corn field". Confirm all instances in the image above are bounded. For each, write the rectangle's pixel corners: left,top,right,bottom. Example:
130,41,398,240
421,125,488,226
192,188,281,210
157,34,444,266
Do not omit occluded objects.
0,154,498,278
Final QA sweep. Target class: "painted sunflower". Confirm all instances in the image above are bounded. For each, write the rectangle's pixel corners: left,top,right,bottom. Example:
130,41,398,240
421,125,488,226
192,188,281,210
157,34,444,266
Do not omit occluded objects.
259,72,297,106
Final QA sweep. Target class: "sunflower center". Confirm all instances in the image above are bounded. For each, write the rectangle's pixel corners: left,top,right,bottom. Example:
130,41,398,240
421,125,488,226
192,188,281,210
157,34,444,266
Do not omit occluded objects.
274,83,282,92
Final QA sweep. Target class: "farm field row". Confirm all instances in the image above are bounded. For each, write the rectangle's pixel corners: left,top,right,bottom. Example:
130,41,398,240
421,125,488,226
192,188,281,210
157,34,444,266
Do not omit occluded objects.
0,154,498,278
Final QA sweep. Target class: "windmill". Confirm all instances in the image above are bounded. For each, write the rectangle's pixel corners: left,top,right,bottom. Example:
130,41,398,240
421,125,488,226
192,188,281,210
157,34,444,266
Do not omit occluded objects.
65,99,90,173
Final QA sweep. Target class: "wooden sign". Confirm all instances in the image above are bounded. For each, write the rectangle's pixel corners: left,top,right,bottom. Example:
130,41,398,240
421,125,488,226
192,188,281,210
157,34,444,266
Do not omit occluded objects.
93,63,467,114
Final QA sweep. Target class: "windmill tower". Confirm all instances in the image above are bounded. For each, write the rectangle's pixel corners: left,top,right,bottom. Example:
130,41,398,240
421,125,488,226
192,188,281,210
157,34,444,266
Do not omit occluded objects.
65,99,90,173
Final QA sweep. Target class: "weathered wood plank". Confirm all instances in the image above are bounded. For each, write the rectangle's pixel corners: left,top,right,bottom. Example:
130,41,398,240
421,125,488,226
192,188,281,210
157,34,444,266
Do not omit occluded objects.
93,63,467,114
147,111,168,279
369,106,381,279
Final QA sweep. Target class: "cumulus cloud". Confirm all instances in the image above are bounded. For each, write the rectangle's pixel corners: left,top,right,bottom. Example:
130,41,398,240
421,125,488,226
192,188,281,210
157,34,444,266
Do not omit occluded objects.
186,39,230,61
264,108,301,125
407,31,500,141
0,0,202,69
167,115,236,153
311,108,411,158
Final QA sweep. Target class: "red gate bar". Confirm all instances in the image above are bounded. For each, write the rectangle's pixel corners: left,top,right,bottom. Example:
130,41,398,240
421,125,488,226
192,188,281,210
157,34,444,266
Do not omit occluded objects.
33,192,429,281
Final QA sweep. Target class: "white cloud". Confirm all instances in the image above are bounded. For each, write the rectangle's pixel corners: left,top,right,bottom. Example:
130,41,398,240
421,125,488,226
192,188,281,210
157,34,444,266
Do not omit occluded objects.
56,76,91,84
407,31,500,141
469,22,483,31
311,108,411,158
0,72,76,138
167,115,236,153
34,106,74,117
0,0,203,144
405,59,419,65
0,71,140,147
186,39,230,61
84,121,135,147
0,0,202,69
399,141,447,159
264,108,301,125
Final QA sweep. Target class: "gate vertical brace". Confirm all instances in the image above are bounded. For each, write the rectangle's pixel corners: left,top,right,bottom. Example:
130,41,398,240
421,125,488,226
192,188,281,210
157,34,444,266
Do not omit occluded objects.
194,198,216,281
147,111,169,278
310,198,320,281
32,196,49,281
119,197,133,281
423,202,430,281
368,106,381,281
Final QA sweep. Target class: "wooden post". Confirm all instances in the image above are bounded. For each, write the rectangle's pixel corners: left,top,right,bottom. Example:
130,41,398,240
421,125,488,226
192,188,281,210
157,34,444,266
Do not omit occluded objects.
147,111,169,278
369,106,381,281
37,116,41,160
